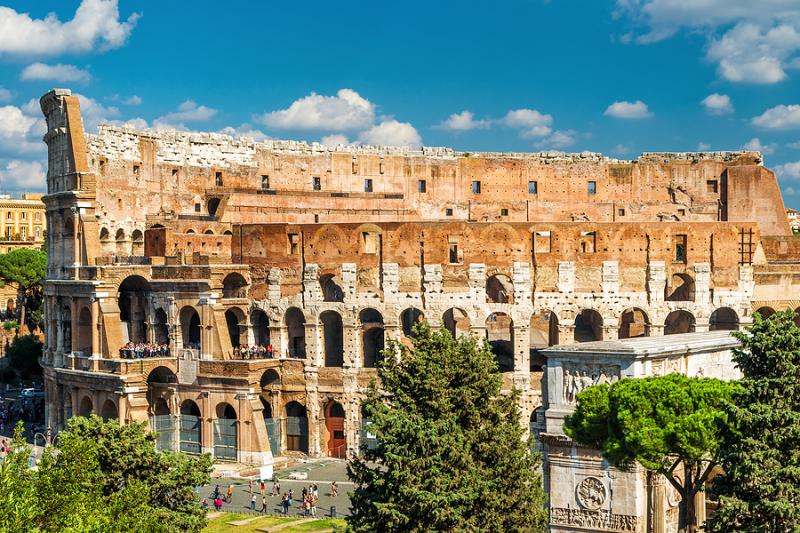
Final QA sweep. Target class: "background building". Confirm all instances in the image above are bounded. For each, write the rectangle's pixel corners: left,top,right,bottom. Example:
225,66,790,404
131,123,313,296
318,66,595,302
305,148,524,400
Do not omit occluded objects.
0,193,46,254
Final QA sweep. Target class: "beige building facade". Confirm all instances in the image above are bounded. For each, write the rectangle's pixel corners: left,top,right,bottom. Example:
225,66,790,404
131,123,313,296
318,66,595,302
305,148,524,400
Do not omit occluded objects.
0,193,46,254
37,88,800,529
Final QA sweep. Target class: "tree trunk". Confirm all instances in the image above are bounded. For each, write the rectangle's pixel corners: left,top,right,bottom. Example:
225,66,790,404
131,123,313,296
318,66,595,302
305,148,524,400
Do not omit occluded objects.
18,291,27,335
683,463,697,533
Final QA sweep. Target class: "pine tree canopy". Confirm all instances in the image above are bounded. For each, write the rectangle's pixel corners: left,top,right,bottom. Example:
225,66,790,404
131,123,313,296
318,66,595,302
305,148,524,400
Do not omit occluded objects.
707,310,800,533
346,322,548,533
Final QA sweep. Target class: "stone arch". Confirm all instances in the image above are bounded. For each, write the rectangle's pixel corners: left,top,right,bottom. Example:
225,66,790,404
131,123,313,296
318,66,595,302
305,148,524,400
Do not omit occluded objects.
178,306,201,348
186,228,196,235
755,306,775,320
285,307,306,358
320,274,344,302
260,369,281,390
664,310,696,335
203,228,214,235
360,308,384,368
311,225,348,260
118,275,151,344
285,401,309,453
574,309,603,342
709,307,739,331
443,308,471,338
222,272,248,298
619,308,650,339
114,228,126,255
225,307,246,348
153,308,169,344
100,399,117,421
487,274,514,304
324,400,346,458
223,230,233,235
179,400,202,454
214,402,237,461
400,307,424,338
147,365,178,384
320,310,344,367
251,308,270,346
530,310,558,371
76,306,92,354
99,227,110,240
131,229,144,255
151,397,170,416
666,273,695,302
99,227,113,255
78,395,93,417
486,312,514,372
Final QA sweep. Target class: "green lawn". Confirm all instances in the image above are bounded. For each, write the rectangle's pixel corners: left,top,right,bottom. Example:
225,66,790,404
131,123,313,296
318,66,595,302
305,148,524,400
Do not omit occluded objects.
202,513,346,533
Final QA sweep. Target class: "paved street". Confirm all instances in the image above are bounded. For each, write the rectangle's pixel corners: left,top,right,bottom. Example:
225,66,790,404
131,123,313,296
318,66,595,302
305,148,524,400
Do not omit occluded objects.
202,459,353,518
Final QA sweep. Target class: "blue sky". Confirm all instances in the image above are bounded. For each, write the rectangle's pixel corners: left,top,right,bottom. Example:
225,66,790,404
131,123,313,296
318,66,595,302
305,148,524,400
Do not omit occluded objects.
2,0,800,207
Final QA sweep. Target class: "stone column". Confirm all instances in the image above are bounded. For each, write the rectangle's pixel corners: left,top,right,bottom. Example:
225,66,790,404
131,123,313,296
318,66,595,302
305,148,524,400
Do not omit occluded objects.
70,300,78,355
603,324,619,341
91,299,100,357
648,261,666,303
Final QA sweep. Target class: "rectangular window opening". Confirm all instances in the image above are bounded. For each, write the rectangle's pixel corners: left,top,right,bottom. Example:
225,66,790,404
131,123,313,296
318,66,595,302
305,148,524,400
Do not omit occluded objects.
588,181,597,195
288,233,300,255
618,208,625,216
445,208,453,217
471,180,481,194
674,234,687,263
261,175,270,189
707,180,718,193
418,180,427,193
312,177,321,191
364,179,373,193
500,208,509,216
528,181,538,194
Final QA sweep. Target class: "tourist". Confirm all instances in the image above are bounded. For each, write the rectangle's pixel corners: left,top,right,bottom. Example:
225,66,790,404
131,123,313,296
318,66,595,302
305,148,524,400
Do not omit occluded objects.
226,484,234,503
312,483,318,498
281,494,289,515
331,480,338,497
214,497,222,511
250,494,256,511
271,480,279,496
260,493,268,513
311,495,317,517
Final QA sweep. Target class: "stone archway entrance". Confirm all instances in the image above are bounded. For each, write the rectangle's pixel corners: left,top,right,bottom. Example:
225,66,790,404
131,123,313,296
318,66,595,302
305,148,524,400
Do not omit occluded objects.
325,401,346,458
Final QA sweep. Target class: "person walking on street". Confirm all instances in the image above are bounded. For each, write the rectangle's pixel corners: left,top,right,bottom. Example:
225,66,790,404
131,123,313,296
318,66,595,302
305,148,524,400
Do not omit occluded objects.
331,480,338,497
226,484,233,503
250,494,257,511
214,497,223,511
260,493,268,513
281,494,289,515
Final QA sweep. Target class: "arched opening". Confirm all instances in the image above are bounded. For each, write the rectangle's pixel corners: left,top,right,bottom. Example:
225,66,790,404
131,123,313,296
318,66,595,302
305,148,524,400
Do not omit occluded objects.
179,306,200,349
76,306,92,354
529,407,541,453
320,274,344,302
207,198,221,216
320,311,344,367
100,399,117,421
486,312,514,372
203,229,214,235
147,365,178,385
251,309,270,346
400,308,424,338
664,310,696,335
709,307,739,331
285,401,309,453
486,274,514,304
574,309,603,342
285,307,306,358
755,306,776,320
619,308,650,339
78,396,93,417
131,229,144,255
260,369,281,390
222,273,248,298
150,397,173,451
153,308,169,345
118,276,151,344
179,400,202,454
530,310,558,371
261,397,281,456
224,307,245,349
443,308,471,338
63,217,75,265
666,273,695,302
325,401,346,458
62,305,72,352
99,227,113,255
213,403,237,461
360,308,384,368
115,228,127,255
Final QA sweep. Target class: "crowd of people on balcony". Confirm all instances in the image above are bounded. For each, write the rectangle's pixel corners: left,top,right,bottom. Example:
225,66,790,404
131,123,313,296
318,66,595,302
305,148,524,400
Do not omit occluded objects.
233,344,274,359
119,342,171,359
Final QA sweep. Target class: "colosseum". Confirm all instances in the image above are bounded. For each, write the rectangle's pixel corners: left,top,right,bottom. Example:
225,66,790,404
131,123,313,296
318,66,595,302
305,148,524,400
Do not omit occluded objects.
39,88,800,466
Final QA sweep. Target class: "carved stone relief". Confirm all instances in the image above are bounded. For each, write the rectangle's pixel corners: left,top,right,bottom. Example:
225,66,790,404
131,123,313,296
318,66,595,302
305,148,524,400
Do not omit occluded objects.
562,363,620,404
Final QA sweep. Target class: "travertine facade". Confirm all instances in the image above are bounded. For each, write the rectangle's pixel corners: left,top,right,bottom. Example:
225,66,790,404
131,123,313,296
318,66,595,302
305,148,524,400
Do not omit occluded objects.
0,193,46,254
38,86,800,482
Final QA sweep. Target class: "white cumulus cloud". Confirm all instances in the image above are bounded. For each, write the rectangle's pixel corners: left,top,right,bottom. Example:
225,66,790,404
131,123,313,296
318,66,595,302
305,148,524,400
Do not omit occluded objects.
502,109,553,138
742,137,777,155
697,142,712,151
153,100,217,131
124,95,142,105
701,93,733,115
0,88,11,103
604,100,653,119
777,161,800,180
436,111,490,131
752,104,800,130
257,89,375,131
357,120,421,148
0,105,46,154
320,134,350,147
0,159,46,191
20,62,91,83
535,130,577,150
0,0,140,57
615,1,800,84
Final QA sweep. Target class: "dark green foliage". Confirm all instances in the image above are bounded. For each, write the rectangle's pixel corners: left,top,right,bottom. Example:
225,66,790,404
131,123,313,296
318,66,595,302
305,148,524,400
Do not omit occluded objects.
6,334,42,379
0,248,46,332
564,373,736,532
347,323,548,533
0,416,212,532
707,310,800,532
